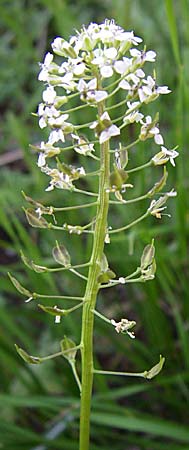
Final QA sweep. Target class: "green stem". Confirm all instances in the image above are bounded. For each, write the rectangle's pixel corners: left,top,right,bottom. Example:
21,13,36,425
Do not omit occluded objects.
109,211,149,234
41,345,81,362
53,201,98,212
33,293,83,301
79,95,110,450
93,369,146,378
71,362,82,392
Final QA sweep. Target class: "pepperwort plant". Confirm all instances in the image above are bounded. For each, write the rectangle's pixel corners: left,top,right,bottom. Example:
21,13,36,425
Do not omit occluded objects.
9,20,178,450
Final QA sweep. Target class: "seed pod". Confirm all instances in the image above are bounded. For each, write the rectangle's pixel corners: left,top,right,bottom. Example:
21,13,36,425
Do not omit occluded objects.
24,208,48,228
110,167,128,190
141,240,155,271
60,336,77,362
52,241,71,267
15,344,41,364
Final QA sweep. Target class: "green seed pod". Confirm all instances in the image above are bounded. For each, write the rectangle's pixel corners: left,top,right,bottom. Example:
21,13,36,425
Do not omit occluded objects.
144,355,165,379
52,241,71,267
110,167,128,190
15,344,41,364
141,240,155,271
60,336,77,362
24,208,48,228
8,273,32,297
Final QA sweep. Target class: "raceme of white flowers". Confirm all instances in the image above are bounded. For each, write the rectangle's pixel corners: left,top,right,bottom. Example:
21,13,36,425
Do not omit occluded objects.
35,19,178,197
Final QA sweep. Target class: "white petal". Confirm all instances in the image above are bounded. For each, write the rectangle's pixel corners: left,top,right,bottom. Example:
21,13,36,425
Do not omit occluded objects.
38,68,48,81
138,88,147,103
77,78,86,92
43,86,56,104
39,117,47,129
157,86,171,94
100,111,111,121
145,50,156,61
109,124,120,137
37,153,46,167
38,103,44,116
104,47,117,59
154,134,164,145
100,65,114,78
95,90,108,102
74,63,85,76
44,52,53,66
99,130,109,144
88,78,97,90
136,69,145,78
146,115,152,124
119,79,130,90
130,48,141,57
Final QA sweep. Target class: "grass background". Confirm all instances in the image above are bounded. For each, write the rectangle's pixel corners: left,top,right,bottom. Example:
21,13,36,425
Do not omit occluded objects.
0,0,189,449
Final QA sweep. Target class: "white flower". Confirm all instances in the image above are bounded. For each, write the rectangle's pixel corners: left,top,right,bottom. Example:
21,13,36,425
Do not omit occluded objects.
123,110,144,125
156,85,171,94
100,124,120,144
72,135,94,155
48,129,65,144
38,52,54,82
114,57,131,74
130,48,156,62
139,76,171,104
140,115,164,145
119,79,131,90
42,86,57,104
77,78,108,102
161,146,179,166
37,153,46,167
111,318,136,338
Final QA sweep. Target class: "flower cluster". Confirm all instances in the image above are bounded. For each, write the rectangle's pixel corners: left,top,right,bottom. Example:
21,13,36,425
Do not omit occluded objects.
35,19,176,193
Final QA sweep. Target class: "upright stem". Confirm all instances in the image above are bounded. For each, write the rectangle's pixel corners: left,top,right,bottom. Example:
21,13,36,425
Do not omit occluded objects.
79,97,110,450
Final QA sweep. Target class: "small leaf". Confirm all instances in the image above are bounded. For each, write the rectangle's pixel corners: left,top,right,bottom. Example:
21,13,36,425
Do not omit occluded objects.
15,344,41,364
24,208,48,228
8,273,32,297
144,355,165,379
60,336,77,362
38,304,68,316
52,241,71,267
141,240,155,270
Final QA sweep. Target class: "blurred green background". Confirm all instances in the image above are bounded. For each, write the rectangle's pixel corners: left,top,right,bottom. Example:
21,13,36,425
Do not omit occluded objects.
0,0,189,449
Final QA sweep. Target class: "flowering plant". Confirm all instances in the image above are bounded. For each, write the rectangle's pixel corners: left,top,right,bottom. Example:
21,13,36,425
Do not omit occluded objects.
10,20,178,450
